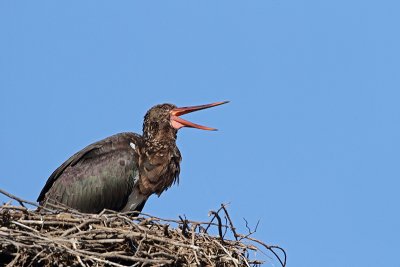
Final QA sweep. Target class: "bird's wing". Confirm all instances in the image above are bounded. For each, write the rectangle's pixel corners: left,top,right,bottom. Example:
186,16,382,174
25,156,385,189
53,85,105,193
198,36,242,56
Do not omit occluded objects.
37,132,144,213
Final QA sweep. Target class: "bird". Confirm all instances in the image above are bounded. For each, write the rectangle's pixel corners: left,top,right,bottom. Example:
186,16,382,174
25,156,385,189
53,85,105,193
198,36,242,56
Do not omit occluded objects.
37,101,228,213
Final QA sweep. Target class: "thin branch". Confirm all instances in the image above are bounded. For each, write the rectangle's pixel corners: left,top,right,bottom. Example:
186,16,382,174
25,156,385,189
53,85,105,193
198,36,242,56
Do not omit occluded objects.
209,210,225,244
221,203,238,240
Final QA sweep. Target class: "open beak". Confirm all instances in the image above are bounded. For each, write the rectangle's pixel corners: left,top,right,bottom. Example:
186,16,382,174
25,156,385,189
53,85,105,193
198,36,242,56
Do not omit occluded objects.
170,101,229,130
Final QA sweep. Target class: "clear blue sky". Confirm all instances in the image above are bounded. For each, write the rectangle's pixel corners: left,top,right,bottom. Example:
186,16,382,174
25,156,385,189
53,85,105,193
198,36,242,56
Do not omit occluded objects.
1,1,399,266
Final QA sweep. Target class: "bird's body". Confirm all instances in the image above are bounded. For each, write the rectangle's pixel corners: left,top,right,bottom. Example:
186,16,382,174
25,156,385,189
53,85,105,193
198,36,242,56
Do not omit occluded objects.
37,132,170,213
37,102,227,213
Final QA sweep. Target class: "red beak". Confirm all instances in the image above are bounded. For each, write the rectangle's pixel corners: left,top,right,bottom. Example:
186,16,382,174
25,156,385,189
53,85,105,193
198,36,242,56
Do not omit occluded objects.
170,101,229,130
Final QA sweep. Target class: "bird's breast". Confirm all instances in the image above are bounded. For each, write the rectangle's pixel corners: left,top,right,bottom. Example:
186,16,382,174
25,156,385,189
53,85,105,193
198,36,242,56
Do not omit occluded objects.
137,147,180,196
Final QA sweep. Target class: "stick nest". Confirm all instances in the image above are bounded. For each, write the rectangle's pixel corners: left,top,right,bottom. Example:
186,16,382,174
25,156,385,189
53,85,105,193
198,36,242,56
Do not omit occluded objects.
0,189,286,267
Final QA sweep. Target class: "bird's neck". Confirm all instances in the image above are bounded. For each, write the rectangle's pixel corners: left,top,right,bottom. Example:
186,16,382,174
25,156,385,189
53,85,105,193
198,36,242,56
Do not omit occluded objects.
139,129,181,196
143,130,177,151
143,138,177,152
143,124,177,146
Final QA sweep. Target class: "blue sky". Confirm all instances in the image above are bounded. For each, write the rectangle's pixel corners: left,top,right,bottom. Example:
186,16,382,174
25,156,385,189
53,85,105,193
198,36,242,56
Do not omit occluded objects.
1,1,399,266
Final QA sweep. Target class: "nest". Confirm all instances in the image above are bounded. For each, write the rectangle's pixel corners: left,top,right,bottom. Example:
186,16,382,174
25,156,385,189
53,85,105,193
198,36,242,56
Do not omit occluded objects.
0,189,286,266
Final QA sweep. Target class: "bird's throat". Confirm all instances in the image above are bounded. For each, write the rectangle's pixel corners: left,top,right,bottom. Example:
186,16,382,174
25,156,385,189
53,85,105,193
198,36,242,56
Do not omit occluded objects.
143,125,178,145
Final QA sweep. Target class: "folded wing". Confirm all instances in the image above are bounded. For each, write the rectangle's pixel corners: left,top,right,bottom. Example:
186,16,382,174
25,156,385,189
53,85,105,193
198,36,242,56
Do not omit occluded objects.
37,132,143,213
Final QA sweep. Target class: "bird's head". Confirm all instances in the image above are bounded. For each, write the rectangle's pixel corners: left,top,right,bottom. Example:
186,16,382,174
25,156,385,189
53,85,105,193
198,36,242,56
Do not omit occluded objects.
143,101,229,141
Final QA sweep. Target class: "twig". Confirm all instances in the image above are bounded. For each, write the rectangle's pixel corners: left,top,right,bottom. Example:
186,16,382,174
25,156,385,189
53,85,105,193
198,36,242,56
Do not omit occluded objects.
221,203,238,240
191,224,200,265
0,188,30,208
72,239,86,267
209,210,225,244
179,215,189,238
204,205,225,233
0,188,54,213
242,218,260,238
212,239,239,267
238,234,287,267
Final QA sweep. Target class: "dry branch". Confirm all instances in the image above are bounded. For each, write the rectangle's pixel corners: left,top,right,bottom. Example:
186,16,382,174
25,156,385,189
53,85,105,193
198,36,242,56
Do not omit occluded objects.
0,189,286,266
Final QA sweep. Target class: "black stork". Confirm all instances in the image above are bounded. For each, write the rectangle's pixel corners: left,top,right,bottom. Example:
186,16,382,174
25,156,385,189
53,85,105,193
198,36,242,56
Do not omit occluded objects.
37,101,228,213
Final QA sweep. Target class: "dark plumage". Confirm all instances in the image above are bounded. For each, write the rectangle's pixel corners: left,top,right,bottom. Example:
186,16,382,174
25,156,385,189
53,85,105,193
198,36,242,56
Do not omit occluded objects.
37,101,228,213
